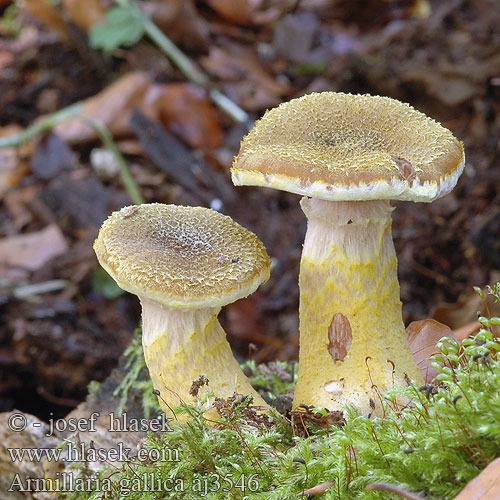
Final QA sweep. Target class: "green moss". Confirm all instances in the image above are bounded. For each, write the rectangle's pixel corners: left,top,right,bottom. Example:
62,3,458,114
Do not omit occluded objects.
113,327,161,418
65,286,500,500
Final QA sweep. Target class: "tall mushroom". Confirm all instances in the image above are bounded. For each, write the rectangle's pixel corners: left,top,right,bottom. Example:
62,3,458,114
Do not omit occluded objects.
232,92,465,415
94,203,271,417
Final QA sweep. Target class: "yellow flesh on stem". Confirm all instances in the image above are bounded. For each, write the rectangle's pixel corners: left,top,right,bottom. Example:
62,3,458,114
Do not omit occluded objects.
293,198,424,416
141,299,268,419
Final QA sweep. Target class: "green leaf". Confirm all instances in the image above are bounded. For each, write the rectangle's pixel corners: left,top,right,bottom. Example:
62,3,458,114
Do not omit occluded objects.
89,6,145,52
91,266,125,299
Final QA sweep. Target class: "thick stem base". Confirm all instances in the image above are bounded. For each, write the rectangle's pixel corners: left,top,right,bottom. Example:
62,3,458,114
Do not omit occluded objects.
141,300,267,419
293,198,423,415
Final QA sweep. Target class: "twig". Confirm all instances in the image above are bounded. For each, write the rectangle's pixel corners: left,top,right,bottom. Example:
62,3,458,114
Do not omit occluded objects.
0,0,245,203
0,105,145,205
130,109,235,204
13,279,70,299
116,0,249,124
208,88,250,125
140,15,208,88
366,483,427,500
0,102,83,148
80,117,145,205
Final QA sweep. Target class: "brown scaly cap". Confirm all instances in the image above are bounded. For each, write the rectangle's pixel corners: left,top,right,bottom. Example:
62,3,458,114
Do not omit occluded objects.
94,204,270,308
232,92,465,202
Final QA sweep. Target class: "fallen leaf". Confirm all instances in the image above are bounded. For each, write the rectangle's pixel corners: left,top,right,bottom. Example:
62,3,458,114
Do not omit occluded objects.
453,321,481,342
432,287,500,330
23,0,70,39
453,457,500,499
42,75,223,150
206,0,261,24
3,186,37,231
407,319,455,383
130,110,235,204
274,12,319,63
141,0,209,51
24,0,106,37
206,0,291,25
405,70,478,107
53,72,161,144
47,235,98,285
114,139,144,156
0,126,31,201
225,295,282,347
42,171,128,229
201,46,287,111
31,132,76,180
0,224,68,278
0,48,14,70
62,0,105,32
0,149,29,201
40,72,223,151
157,83,223,150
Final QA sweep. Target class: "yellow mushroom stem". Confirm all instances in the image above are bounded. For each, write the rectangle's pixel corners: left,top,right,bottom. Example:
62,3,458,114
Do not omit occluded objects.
141,299,268,419
293,197,424,416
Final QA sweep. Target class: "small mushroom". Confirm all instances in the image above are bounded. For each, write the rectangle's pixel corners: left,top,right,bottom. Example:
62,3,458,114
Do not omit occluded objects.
232,92,465,415
94,204,271,418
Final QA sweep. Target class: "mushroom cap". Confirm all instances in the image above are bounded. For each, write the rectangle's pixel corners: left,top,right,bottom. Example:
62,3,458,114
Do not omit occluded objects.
94,204,271,308
232,92,465,202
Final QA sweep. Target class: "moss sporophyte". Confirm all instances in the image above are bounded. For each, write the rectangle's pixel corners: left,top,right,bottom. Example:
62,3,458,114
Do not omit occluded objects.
61,304,500,499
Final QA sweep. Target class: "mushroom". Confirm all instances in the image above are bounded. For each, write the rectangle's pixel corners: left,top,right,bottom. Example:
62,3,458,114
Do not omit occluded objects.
93,203,271,418
231,92,465,415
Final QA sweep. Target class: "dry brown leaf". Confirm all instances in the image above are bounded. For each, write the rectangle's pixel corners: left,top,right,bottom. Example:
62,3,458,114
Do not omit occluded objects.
453,321,481,342
405,69,478,107
201,46,287,110
432,287,500,330
453,457,500,499
22,0,70,39
53,72,161,144
0,149,29,201
51,73,223,149
157,83,223,150
206,0,292,25
206,0,260,24
407,319,455,384
3,186,37,231
0,48,14,70
23,0,105,35
225,296,282,347
62,0,105,32
0,126,31,201
141,0,209,51
0,224,68,279
274,11,319,63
